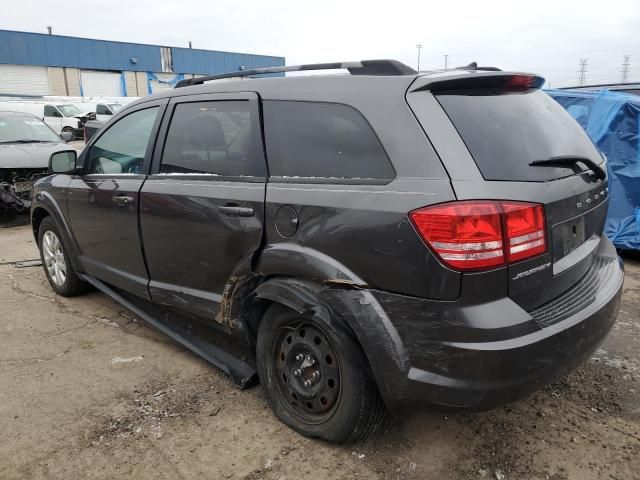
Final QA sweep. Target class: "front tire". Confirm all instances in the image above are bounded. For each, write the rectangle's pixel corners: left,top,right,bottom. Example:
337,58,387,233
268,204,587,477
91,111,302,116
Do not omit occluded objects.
61,126,75,139
38,217,86,297
256,303,386,443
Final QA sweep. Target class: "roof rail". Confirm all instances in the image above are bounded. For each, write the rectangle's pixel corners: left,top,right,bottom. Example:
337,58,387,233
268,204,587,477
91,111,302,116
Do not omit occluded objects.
455,61,502,72
174,59,417,88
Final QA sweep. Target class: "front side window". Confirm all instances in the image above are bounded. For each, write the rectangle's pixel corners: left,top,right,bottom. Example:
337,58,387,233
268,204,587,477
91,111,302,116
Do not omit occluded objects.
263,101,395,180
44,106,61,118
160,100,265,177
96,104,108,115
86,107,159,175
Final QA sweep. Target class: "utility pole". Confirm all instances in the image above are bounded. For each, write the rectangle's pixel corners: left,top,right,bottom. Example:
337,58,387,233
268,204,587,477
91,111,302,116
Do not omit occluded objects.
621,55,631,84
416,44,423,71
444,54,449,71
578,58,588,86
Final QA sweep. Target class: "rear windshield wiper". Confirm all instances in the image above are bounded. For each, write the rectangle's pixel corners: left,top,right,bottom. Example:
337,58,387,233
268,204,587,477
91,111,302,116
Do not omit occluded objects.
529,156,606,181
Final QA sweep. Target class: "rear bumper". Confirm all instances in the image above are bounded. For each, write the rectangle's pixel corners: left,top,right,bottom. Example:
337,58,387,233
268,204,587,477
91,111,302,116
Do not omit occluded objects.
357,237,624,410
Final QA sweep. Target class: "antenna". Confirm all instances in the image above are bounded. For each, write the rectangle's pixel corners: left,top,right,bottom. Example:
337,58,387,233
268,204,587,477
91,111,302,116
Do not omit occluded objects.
46,26,52,35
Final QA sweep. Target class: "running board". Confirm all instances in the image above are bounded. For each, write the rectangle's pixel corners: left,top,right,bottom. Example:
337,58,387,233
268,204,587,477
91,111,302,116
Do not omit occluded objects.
79,274,258,389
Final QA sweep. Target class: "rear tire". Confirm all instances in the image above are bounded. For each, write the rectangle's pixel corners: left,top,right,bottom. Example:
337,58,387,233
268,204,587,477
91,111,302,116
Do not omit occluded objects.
256,303,386,443
38,217,87,297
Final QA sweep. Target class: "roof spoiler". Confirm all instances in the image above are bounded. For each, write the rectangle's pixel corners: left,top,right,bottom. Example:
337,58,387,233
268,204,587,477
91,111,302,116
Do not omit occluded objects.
174,59,417,88
412,72,545,92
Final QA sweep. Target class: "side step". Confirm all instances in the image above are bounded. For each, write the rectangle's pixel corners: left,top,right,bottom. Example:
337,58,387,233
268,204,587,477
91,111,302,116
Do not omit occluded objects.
79,274,258,389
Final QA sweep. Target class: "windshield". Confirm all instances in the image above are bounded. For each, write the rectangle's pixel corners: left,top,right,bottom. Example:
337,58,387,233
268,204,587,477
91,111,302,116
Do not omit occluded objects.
57,104,82,117
0,116,61,143
435,89,602,182
109,104,123,113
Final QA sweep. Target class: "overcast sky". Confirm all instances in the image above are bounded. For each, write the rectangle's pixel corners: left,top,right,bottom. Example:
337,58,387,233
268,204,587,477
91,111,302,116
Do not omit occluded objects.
2,0,639,87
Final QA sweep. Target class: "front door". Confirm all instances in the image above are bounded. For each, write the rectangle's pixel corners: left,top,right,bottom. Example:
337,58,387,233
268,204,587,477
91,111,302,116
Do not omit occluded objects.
43,105,62,134
139,92,267,319
66,101,166,298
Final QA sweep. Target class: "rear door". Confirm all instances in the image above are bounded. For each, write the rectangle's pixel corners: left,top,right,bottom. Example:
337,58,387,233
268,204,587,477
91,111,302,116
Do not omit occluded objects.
140,92,267,319
66,100,166,298
407,75,609,310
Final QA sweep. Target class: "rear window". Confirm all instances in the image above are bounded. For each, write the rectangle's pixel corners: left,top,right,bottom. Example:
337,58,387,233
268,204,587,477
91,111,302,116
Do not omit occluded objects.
435,89,602,182
263,101,394,181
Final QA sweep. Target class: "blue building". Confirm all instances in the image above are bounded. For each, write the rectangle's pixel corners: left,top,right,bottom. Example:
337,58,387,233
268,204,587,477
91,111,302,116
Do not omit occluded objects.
0,29,285,97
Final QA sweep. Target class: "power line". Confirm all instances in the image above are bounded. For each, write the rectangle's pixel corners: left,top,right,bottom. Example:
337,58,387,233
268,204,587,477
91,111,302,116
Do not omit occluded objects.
621,55,631,83
578,58,588,86
481,42,640,65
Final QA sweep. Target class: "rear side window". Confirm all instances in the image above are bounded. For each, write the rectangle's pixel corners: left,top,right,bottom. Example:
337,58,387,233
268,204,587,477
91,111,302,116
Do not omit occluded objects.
263,101,394,180
435,89,602,182
160,100,265,177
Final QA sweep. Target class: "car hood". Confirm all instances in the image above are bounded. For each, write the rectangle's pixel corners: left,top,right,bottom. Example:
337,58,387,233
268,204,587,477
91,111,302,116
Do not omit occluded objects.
0,142,70,169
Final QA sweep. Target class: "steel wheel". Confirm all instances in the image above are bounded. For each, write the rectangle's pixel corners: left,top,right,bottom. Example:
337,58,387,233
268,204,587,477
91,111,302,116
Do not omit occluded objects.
272,320,342,424
42,230,67,286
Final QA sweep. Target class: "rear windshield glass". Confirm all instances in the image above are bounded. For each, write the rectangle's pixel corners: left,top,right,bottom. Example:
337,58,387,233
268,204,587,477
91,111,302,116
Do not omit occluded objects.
435,89,602,182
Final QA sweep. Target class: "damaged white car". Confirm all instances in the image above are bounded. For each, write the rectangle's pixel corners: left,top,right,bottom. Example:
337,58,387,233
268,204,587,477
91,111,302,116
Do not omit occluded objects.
0,112,73,215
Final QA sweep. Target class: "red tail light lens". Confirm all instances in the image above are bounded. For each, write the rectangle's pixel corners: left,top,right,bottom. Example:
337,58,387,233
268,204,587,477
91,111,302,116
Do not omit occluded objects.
502,202,546,262
409,200,546,271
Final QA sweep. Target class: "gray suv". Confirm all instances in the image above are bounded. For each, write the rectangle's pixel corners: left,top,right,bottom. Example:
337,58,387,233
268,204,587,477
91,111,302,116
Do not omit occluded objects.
31,60,623,443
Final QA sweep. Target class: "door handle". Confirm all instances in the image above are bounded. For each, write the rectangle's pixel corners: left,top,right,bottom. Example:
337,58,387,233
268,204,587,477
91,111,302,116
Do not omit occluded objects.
219,205,255,217
112,195,134,206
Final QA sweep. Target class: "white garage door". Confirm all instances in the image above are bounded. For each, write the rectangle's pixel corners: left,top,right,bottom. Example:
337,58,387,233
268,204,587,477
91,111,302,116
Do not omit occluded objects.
80,71,123,97
0,64,50,95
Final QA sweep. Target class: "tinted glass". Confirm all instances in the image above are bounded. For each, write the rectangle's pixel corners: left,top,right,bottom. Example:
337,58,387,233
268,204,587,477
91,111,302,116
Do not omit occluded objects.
435,89,602,182
96,104,108,115
0,116,61,143
263,101,394,180
86,106,159,175
44,106,60,118
160,100,265,177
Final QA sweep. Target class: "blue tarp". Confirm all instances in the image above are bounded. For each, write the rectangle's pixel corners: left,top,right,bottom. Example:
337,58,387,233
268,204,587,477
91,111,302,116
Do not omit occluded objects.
547,89,640,251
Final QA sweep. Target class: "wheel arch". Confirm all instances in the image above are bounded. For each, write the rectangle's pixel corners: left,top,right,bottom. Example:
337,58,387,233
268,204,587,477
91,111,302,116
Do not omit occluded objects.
246,276,410,409
30,194,84,273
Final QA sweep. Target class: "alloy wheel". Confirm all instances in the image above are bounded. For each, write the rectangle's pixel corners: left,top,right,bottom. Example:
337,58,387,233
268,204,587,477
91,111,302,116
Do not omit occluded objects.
42,230,66,287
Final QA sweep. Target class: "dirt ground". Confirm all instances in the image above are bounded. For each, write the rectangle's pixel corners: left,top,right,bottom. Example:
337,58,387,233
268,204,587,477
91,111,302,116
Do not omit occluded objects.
0,222,638,480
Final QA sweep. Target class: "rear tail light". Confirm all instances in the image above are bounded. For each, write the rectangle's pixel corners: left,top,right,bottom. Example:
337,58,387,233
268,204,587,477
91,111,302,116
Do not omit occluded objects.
501,202,546,262
409,200,546,271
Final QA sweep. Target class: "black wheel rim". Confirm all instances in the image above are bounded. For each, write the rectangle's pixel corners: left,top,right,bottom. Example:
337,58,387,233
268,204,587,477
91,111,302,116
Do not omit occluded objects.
271,320,341,424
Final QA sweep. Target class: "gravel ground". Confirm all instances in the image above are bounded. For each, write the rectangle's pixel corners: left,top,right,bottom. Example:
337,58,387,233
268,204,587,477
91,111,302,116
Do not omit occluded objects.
0,223,638,480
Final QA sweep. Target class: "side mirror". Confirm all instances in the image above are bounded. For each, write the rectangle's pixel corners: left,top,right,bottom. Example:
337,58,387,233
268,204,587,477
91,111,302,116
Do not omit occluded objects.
49,150,78,174
60,131,74,142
